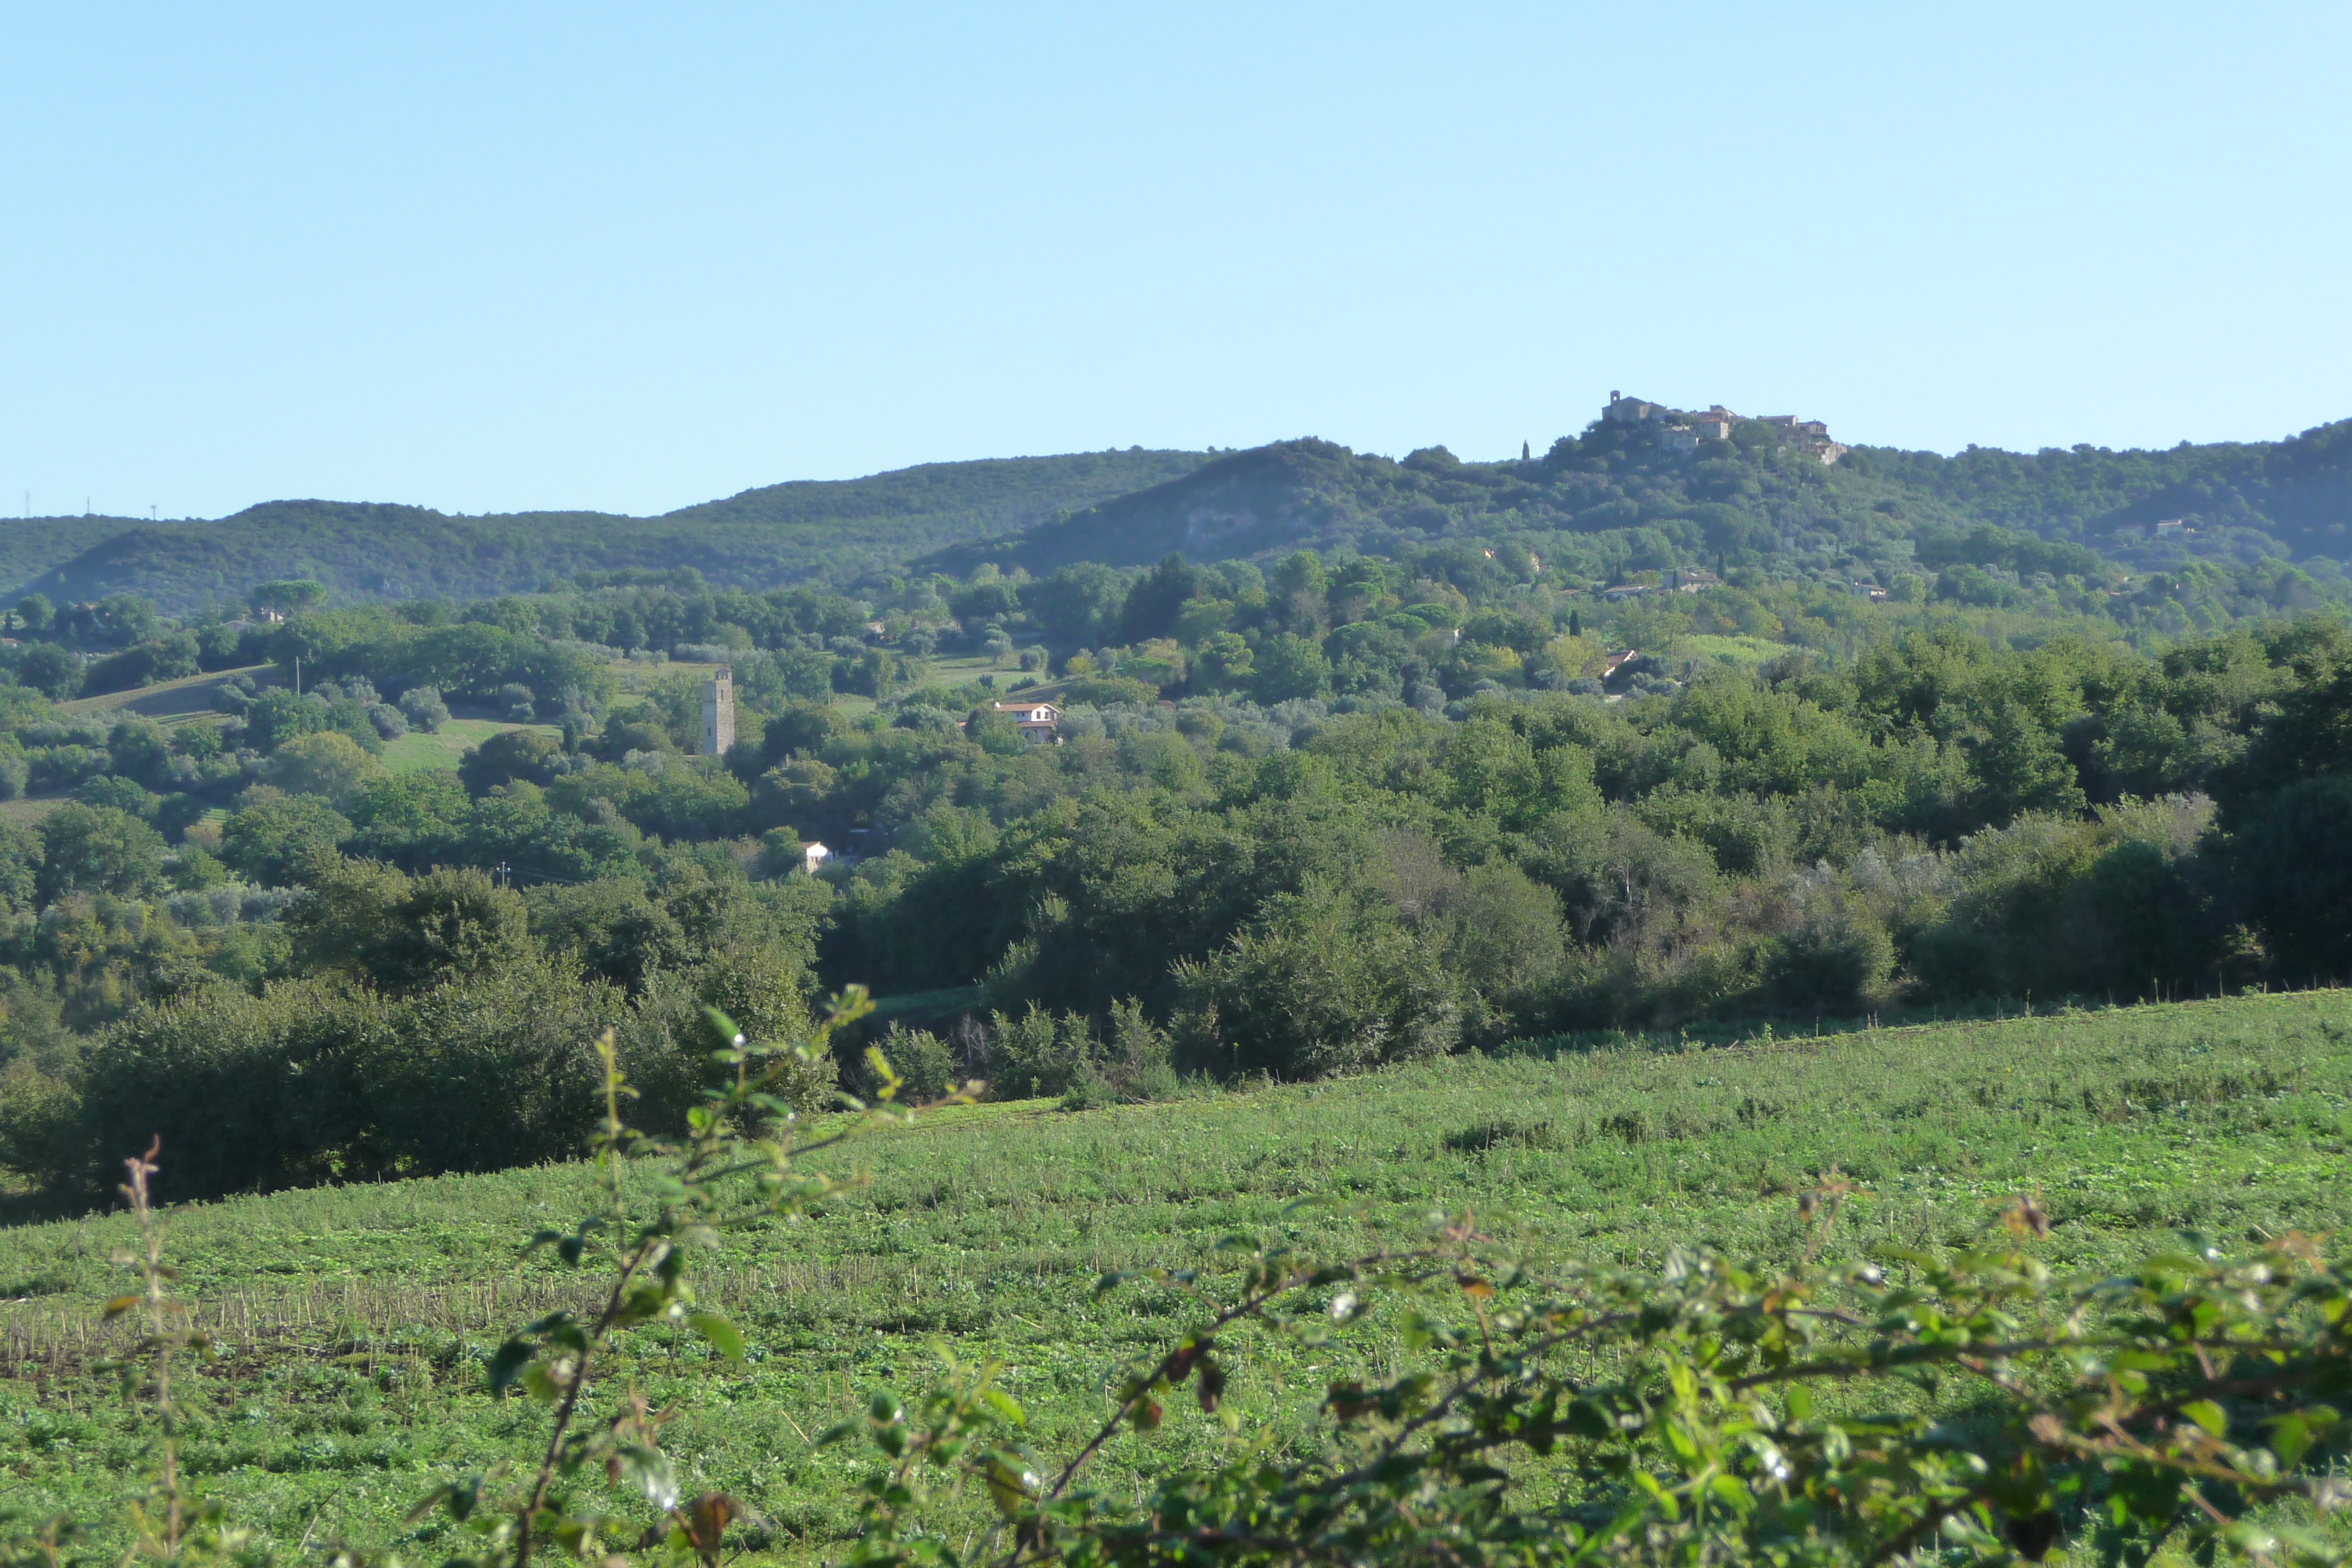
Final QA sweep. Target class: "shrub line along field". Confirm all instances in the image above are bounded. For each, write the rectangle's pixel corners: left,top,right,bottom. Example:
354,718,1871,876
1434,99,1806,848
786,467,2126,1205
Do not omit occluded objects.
0,991,2344,1559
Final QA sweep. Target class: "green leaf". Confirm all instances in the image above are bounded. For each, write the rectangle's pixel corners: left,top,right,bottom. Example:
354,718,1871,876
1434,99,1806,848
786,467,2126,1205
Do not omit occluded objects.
983,1454,1039,1517
485,1338,532,1394
2269,1414,2313,1467
2180,1400,2227,1438
689,1310,746,1363
616,1446,679,1510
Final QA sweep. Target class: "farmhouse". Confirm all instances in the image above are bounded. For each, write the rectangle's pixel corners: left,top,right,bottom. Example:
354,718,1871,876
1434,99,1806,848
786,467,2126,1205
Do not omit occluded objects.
992,699,1061,743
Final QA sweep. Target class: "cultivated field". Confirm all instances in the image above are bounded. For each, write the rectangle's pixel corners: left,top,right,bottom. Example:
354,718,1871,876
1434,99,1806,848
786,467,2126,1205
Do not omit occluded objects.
2,993,2346,1559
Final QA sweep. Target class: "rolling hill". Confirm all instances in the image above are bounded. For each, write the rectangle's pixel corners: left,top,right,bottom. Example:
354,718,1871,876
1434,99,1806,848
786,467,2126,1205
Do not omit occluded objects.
8,410,2352,612
1,448,1214,611
926,416,2352,581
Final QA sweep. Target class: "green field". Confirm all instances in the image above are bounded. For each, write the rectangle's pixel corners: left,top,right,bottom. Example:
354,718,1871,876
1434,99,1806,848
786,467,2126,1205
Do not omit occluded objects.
56,663,273,722
1677,632,1785,667
826,651,1027,718
0,797,68,827
2,992,2347,1559
379,717,562,773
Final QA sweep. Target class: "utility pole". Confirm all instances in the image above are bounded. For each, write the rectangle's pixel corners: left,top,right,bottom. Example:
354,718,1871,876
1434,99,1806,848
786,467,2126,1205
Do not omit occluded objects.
495,860,512,889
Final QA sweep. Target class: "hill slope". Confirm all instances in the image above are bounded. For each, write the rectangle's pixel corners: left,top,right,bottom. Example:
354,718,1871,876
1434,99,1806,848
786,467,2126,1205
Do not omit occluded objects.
13,415,2352,612
1877,417,2352,557
928,417,2352,583
6,449,1214,611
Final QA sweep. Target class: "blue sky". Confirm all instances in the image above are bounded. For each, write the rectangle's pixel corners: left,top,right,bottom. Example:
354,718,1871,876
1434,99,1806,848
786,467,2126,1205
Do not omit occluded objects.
3,3,2347,520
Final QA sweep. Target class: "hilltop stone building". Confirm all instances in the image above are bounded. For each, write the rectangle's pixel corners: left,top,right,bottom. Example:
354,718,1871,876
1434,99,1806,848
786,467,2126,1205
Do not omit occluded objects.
1604,392,1843,464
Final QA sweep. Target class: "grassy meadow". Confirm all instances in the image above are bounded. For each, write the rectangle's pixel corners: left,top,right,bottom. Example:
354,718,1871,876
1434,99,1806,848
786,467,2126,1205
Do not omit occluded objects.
1,991,2346,1559
379,718,563,774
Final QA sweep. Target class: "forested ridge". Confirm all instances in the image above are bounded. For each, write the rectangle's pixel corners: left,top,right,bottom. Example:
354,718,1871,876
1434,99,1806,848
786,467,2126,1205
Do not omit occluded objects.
949,416,2352,602
2,448,1212,611
7,409,2350,616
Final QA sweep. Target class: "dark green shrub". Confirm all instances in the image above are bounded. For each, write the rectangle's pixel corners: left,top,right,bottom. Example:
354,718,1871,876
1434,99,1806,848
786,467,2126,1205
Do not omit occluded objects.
219,794,352,886
458,727,562,793
1171,887,1456,1079
871,1024,958,1102
36,803,165,902
72,978,391,1197
988,1004,1095,1099
286,860,533,993
15,643,81,701
397,685,449,731
1763,900,1894,1010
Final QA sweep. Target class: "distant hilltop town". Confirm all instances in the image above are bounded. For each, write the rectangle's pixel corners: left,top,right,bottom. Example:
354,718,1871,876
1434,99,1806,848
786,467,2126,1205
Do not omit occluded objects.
1600,391,1847,464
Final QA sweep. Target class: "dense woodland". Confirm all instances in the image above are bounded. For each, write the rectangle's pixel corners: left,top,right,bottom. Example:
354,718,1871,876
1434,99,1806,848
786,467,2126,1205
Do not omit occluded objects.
0,450,1214,611
0,497,2347,1208
6,413,2349,616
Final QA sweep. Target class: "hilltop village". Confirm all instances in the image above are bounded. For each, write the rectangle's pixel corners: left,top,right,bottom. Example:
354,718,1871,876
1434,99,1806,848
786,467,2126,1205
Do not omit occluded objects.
1600,390,1850,463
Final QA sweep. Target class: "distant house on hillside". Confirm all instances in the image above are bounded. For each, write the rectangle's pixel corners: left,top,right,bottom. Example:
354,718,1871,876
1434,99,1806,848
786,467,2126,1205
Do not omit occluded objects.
803,841,834,874
992,699,1061,743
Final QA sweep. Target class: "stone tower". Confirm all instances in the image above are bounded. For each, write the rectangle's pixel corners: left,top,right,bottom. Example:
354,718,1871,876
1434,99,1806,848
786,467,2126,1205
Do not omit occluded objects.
701,667,735,756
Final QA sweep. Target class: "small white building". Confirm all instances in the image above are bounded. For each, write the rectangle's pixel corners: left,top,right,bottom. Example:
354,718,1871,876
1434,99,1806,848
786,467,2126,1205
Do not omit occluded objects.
992,699,1061,743
803,840,833,874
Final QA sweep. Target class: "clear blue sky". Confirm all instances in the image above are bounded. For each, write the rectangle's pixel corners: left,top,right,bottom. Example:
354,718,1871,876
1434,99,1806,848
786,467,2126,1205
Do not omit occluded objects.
4,3,2347,520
